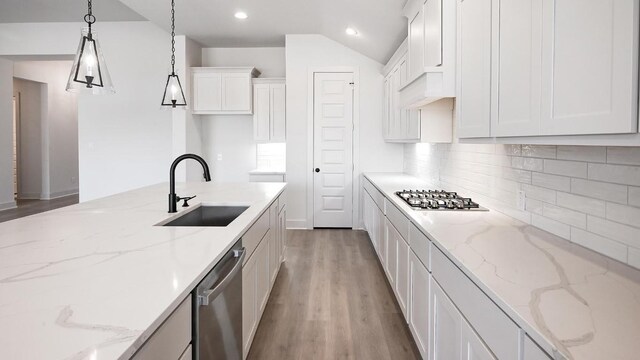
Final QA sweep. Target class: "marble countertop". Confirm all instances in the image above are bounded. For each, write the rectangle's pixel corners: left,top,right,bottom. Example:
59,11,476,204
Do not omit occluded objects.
364,173,640,360
0,181,285,360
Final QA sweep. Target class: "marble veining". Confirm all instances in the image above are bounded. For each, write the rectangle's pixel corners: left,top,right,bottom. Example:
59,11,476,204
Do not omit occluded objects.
365,173,640,360
0,181,285,360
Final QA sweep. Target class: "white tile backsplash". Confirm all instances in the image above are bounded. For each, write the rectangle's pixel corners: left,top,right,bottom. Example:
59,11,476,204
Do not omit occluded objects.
404,142,640,270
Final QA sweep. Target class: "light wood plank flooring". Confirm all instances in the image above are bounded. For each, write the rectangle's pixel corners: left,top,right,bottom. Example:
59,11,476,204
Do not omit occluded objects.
248,229,421,360
0,195,79,223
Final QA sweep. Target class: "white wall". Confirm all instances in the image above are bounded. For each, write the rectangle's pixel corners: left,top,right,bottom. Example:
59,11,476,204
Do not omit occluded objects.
201,47,285,77
14,61,79,199
200,47,286,182
0,58,14,210
404,110,640,270
285,34,404,228
12,78,44,199
0,22,173,201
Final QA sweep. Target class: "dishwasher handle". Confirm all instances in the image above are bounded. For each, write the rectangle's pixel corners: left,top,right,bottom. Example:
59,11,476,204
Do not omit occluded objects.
197,248,246,306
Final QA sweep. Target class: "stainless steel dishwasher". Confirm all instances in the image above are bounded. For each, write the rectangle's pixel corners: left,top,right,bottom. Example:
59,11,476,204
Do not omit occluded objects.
194,240,245,360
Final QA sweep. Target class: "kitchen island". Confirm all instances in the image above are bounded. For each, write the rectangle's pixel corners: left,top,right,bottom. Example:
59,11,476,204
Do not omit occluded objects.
0,181,285,360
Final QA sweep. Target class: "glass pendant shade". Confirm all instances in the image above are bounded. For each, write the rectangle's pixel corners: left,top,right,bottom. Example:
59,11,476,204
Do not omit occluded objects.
66,28,114,94
161,73,187,108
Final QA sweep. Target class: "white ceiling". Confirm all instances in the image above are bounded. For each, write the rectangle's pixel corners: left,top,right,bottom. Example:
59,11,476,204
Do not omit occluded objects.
0,0,146,23
120,0,408,64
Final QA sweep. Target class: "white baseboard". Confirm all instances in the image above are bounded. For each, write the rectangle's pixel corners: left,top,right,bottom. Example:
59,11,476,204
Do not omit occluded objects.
286,219,309,230
0,201,17,211
46,190,79,200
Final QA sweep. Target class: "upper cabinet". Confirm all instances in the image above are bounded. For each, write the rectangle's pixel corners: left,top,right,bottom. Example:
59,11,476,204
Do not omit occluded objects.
383,41,453,143
191,67,260,115
400,0,457,108
253,78,286,142
458,0,640,139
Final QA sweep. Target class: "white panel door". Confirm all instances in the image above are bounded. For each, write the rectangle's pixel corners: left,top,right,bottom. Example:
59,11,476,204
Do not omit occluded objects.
270,83,286,141
462,320,497,360
409,251,431,359
493,0,543,136
540,0,639,135
313,72,354,228
253,84,270,141
430,279,462,360
424,0,443,67
193,72,222,111
222,73,251,111
456,0,492,138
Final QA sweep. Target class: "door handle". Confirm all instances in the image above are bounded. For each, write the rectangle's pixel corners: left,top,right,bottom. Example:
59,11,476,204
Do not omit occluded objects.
197,248,246,306
315,168,320,173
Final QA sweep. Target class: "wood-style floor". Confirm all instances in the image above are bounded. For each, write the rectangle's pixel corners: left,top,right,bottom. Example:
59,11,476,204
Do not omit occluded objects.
0,195,79,223
248,229,421,360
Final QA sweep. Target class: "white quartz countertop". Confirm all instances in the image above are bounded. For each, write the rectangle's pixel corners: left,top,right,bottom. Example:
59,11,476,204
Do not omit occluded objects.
364,173,640,360
248,168,286,175
0,181,285,360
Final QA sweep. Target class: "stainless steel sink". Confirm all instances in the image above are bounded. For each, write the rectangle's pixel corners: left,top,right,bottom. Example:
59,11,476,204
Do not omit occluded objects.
162,205,249,227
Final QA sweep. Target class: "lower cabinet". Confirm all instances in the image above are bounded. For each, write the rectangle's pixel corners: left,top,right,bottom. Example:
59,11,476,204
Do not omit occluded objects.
461,319,497,360
385,219,399,290
396,233,410,318
242,194,286,359
409,251,430,359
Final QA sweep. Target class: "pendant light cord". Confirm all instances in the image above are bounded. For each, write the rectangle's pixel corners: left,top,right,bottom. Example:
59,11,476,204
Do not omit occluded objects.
170,0,176,75
84,0,96,35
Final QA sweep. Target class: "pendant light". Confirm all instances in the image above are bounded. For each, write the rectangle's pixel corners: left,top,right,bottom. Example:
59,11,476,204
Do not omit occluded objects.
66,0,115,94
161,0,187,108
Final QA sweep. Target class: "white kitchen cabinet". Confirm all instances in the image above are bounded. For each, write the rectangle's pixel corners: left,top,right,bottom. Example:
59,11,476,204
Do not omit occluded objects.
192,67,260,115
469,0,640,138
409,251,430,359
430,278,462,360
424,0,443,67
523,334,552,360
396,233,410,318
456,0,492,138
407,3,425,82
256,233,270,314
539,0,639,135
278,207,286,263
242,253,258,358
253,79,286,142
385,219,398,289
462,320,497,360
132,295,191,360
492,0,543,137
269,202,279,285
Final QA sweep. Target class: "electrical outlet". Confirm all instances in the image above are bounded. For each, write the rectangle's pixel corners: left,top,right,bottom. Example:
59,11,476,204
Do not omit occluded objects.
217,154,223,161
517,190,526,211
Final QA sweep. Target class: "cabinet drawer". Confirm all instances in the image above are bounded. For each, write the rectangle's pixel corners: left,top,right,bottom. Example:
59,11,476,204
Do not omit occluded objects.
385,200,410,241
132,295,192,360
432,247,520,360
363,178,385,211
243,209,270,264
409,223,431,271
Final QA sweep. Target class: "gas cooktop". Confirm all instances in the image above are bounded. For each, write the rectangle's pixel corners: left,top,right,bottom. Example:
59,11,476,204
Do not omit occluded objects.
396,189,488,211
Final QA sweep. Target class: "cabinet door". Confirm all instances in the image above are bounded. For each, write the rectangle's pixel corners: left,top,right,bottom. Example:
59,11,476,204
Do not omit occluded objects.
430,279,462,360
462,320,497,360
222,73,252,111
270,83,286,141
408,6,425,81
193,72,222,112
370,200,379,253
377,207,386,265
256,237,270,314
242,255,258,357
253,84,270,141
363,192,372,234
385,219,398,288
396,235,410,318
424,0,443,67
540,0,638,135
493,0,543,136
456,0,492,138
409,251,430,359
406,109,421,140
269,205,279,285
390,68,403,140
280,208,286,261
523,334,552,360
382,77,391,140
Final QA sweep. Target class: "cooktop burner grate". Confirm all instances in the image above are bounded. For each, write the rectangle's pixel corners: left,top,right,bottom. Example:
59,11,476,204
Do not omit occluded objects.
395,189,488,211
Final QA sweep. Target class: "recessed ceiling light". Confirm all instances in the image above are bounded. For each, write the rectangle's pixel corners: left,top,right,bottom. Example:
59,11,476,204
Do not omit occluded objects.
346,27,359,36
235,11,248,19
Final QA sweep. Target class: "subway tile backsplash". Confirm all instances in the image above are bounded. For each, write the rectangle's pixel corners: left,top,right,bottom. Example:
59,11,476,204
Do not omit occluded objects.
403,143,640,270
